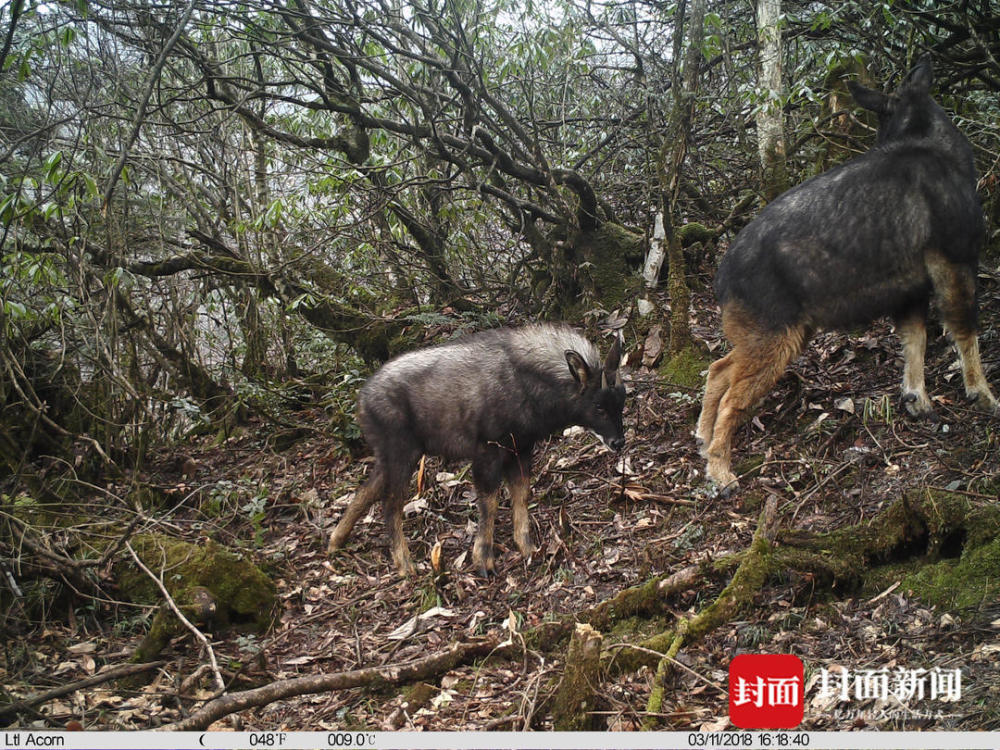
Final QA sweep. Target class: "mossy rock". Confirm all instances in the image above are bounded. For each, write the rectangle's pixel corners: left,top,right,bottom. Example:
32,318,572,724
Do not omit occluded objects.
677,222,716,247
659,346,710,390
115,533,278,661
576,222,645,310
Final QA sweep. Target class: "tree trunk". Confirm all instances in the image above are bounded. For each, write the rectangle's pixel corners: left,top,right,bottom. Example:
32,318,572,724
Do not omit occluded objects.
639,211,667,317
115,295,232,413
240,288,268,379
659,0,705,356
756,0,788,201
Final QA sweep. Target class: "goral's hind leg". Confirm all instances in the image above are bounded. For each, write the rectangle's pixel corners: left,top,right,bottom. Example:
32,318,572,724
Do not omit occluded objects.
894,306,937,419
704,308,805,492
381,451,421,576
952,332,999,412
928,255,999,413
696,352,734,457
328,465,385,553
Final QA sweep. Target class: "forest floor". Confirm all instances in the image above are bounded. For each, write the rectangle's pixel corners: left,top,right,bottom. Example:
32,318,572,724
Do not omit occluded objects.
5,270,1000,733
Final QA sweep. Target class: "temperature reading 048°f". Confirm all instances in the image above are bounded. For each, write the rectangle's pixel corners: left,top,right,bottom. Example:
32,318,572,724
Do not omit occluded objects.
249,733,286,747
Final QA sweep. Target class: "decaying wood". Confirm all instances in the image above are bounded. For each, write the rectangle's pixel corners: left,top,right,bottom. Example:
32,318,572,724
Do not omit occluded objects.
551,623,604,730
772,487,1000,586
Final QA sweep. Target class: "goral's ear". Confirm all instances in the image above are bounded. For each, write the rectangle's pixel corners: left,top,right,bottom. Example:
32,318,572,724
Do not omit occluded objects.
565,350,590,387
902,53,932,94
602,335,621,388
847,80,887,114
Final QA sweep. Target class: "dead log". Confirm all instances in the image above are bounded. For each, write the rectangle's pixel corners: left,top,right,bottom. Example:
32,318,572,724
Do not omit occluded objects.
551,623,604,731
773,487,1000,609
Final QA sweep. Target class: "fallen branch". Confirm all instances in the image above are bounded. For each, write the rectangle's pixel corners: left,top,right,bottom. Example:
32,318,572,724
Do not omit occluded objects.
164,638,504,731
523,557,718,653
0,661,166,723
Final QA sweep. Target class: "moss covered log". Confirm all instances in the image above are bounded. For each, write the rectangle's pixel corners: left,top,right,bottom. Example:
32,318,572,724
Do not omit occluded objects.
114,533,278,662
776,487,1000,608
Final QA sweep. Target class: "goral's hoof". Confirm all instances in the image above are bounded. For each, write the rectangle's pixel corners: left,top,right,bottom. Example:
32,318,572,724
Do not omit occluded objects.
965,390,1000,416
901,392,938,422
473,548,496,579
706,475,739,499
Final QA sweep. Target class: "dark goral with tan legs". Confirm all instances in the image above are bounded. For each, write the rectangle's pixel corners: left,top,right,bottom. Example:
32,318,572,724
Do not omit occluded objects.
699,54,997,492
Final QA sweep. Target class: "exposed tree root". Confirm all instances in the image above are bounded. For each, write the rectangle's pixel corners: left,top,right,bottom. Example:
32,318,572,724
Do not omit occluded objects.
642,496,780,720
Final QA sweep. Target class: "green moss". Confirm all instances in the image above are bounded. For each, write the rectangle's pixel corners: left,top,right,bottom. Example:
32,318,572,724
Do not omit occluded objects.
401,682,439,711
677,222,715,247
6,492,74,528
776,488,1000,611
899,539,1000,610
887,489,1000,610
552,624,605,731
576,222,645,310
116,533,278,661
608,614,669,641
659,346,710,390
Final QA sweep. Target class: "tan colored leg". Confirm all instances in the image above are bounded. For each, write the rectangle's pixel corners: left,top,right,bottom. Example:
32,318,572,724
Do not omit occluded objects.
507,470,534,559
387,496,416,577
696,351,734,455
472,490,500,576
952,331,999,411
327,470,383,553
895,312,935,417
926,253,999,412
704,307,805,491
